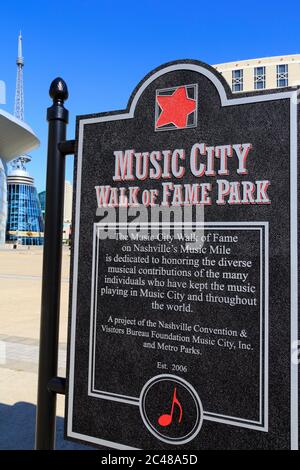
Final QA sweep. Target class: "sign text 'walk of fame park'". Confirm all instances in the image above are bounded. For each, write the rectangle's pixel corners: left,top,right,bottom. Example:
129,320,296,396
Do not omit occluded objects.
65,60,300,450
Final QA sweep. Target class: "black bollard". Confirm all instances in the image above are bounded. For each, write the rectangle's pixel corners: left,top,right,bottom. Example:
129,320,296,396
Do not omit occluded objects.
35,78,69,449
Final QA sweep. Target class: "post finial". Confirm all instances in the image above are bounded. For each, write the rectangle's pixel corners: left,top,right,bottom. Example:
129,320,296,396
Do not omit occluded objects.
49,77,69,103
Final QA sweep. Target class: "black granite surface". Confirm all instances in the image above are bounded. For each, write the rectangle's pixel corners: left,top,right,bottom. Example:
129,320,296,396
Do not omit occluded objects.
65,59,299,450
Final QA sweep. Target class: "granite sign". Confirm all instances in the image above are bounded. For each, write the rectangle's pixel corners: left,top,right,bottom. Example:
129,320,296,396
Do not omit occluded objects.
66,60,299,449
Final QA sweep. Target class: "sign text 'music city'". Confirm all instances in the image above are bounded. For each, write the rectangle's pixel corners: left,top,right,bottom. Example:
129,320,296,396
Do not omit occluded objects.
95,142,270,207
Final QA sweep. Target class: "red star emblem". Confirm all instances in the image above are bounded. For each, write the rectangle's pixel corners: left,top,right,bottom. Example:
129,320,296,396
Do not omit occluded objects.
156,86,196,129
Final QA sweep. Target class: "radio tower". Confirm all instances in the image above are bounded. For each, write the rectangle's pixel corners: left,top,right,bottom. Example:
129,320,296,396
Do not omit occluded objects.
11,31,31,171
15,31,24,121
6,33,44,245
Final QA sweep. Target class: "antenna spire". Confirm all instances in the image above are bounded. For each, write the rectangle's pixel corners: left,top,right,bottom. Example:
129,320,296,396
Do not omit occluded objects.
11,31,27,172
17,31,24,66
14,31,24,121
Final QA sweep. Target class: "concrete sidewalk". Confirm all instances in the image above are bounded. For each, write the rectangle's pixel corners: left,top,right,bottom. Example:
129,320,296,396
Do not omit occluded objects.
0,368,92,449
0,247,91,450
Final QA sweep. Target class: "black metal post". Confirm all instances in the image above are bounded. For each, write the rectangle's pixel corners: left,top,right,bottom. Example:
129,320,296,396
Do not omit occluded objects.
35,78,69,450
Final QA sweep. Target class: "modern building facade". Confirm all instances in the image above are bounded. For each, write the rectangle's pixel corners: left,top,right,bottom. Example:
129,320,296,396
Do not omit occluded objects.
213,54,300,93
39,181,73,243
63,180,73,243
64,180,73,223
6,157,44,245
38,190,45,219
0,109,39,245
6,33,43,245
0,158,7,245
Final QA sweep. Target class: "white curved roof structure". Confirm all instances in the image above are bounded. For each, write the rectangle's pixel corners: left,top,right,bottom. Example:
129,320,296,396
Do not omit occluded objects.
0,108,40,161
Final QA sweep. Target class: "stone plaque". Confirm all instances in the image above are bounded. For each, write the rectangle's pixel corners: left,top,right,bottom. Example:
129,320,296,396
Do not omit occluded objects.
66,60,299,450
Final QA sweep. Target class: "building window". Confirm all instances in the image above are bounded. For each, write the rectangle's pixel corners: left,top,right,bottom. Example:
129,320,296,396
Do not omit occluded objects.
6,182,44,245
232,69,243,92
277,64,288,88
254,66,266,90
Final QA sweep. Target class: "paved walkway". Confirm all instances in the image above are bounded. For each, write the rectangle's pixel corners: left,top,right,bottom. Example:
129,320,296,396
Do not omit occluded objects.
0,273,69,282
0,247,91,449
0,334,67,375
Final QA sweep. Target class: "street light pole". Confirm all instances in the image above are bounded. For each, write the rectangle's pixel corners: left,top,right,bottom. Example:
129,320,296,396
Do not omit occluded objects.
35,78,69,450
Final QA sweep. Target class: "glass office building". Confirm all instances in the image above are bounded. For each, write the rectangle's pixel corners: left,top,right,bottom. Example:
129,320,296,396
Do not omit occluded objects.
0,158,8,244
0,108,40,245
6,158,44,245
38,190,46,220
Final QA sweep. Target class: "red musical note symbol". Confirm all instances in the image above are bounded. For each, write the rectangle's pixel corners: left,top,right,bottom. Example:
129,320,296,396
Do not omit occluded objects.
158,387,183,427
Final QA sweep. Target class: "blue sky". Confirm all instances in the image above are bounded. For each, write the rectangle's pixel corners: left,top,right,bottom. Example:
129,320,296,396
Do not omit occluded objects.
1,0,300,192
